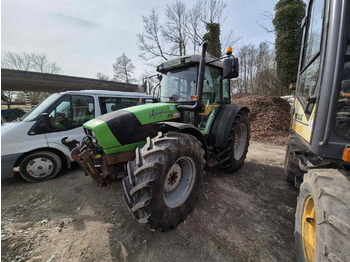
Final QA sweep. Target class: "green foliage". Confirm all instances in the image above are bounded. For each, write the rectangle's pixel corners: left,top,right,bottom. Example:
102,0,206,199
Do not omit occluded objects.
273,0,305,91
203,23,221,58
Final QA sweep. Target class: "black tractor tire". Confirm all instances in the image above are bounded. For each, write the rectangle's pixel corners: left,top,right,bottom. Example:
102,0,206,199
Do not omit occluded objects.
19,151,62,182
217,111,250,172
122,132,205,231
284,135,306,185
295,169,350,262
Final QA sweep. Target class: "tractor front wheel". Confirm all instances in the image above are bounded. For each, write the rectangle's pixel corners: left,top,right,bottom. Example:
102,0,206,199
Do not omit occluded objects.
123,132,205,231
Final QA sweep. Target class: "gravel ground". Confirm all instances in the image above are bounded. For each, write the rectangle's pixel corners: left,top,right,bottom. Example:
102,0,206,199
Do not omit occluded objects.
1,141,298,262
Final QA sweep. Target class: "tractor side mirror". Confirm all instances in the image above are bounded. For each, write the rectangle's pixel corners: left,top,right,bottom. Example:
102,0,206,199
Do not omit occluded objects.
223,57,239,79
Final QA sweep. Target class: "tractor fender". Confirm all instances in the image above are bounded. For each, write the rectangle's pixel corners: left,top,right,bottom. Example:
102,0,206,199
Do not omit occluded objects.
157,122,208,159
209,105,250,148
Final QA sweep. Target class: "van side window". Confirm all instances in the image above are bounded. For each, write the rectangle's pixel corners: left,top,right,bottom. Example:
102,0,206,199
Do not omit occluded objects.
48,95,94,130
99,97,143,115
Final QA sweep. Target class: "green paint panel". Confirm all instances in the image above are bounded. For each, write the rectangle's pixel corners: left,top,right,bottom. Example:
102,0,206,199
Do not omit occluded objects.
124,103,180,124
103,141,147,155
84,103,180,155
83,118,121,149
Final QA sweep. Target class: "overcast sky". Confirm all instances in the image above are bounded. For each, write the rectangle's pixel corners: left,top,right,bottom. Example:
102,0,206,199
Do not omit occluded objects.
2,0,275,82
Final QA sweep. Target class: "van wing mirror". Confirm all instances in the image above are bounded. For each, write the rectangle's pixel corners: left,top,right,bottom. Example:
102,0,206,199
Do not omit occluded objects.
41,113,51,129
223,57,239,79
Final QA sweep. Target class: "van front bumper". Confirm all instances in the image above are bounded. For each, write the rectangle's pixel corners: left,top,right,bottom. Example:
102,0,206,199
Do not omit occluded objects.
1,153,22,179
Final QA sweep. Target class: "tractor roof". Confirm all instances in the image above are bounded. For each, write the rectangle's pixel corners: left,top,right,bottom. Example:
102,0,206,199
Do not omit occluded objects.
58,90,152,98
157,53,223,72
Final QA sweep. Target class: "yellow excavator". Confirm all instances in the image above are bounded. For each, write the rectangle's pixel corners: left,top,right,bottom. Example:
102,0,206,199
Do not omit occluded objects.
284,0,350,261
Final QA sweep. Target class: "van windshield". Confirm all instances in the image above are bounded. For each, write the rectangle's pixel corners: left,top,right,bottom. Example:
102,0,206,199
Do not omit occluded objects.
20,93,62,122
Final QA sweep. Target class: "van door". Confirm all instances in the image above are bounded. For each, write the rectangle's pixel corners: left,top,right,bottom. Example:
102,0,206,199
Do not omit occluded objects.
45,94,95,160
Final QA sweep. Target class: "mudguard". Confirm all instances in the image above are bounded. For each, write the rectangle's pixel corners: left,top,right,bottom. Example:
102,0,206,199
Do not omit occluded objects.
209,105,249,148
158,121,208,158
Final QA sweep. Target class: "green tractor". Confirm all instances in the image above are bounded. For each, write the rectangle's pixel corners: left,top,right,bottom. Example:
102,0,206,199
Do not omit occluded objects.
65,43,250,231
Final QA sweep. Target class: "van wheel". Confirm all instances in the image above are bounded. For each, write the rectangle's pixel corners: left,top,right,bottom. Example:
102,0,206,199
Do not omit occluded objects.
19,151,62,182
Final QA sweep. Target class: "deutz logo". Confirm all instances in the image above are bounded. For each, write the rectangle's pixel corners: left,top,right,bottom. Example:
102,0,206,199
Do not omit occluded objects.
149,109,172,119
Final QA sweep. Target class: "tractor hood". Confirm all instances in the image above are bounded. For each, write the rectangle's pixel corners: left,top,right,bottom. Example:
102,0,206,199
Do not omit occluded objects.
83,103,180,153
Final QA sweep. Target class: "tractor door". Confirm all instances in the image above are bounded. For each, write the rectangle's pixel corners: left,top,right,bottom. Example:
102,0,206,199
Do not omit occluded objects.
292,0,324,144
199,65,229,134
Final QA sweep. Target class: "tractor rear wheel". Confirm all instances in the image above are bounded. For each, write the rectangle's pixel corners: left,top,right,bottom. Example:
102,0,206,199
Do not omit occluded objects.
123,132,205,231
295,169,350,262
218,112,250,172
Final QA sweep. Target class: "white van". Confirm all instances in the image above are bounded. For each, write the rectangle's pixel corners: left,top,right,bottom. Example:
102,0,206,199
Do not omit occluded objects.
1,90,154,182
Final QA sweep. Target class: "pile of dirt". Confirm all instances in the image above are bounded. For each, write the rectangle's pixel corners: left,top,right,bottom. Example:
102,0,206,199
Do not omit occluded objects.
233,95,291,144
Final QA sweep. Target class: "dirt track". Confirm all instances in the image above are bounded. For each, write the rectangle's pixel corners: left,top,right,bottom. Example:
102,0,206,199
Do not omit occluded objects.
1,141,298,262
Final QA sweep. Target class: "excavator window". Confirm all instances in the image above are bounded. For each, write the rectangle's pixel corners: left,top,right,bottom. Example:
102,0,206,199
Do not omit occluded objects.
335,29,350,140
297,0,324,106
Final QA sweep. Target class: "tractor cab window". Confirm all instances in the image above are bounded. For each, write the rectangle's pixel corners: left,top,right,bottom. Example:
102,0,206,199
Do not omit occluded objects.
202,66,222,105
296,0,323,105
198,65,224,133
335,31,350,140
223,79,230,103
48,95,95,130
99,97,143,114
160,66,197,102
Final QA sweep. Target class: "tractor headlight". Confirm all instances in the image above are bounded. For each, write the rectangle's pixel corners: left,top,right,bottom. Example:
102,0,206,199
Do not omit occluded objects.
91,131,97,144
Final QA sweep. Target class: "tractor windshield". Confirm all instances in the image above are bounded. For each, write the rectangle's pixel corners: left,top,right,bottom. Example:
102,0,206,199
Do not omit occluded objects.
160,65,198,102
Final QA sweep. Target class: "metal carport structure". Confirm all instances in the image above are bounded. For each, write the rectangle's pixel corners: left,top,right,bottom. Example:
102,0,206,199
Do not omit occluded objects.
1,69,139,92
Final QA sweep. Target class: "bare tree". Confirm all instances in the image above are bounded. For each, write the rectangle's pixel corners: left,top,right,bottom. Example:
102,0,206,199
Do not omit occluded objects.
96,72,110,81
201,0,227,24
138,0,238,61
220,30,242,55
163,0,188,56
187,1,205,53
231,41,282,95
31,54,62,73
2,51,61,73
256,0,277,34
138,9,172,61
1,51,62,104
113,53,136,83
2,51,33,71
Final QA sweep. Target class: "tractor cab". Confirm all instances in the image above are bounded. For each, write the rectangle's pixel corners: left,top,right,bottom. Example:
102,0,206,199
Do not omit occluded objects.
155,47,238,134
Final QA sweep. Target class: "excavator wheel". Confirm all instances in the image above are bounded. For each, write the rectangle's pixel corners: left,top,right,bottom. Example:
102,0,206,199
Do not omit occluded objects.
295,169,350,262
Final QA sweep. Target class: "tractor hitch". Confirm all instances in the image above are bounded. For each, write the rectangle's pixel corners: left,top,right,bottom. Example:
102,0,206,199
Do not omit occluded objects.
70,146,108,187
61,136,135,187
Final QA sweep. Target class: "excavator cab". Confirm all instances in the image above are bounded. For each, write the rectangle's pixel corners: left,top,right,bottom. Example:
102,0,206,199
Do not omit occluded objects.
284,0,350,261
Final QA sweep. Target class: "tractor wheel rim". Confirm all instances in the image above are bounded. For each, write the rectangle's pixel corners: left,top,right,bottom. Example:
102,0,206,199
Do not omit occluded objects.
163,157,196,208
234,123,248,160
26,157,54,178
302,195,316,262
